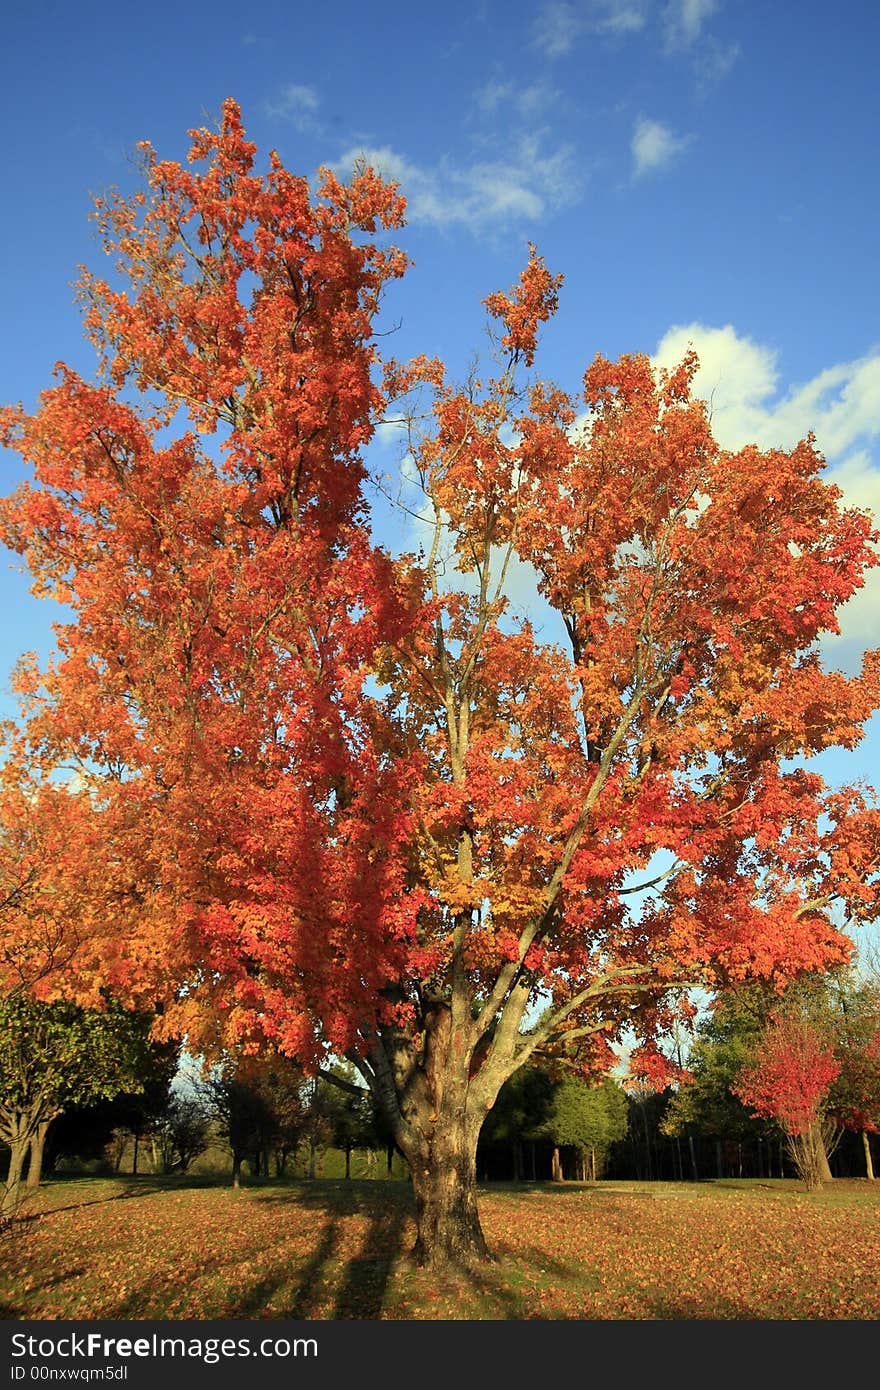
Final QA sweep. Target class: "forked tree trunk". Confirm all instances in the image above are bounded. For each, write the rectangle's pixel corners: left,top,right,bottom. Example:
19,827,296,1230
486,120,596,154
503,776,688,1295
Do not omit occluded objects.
817,1135,834,1183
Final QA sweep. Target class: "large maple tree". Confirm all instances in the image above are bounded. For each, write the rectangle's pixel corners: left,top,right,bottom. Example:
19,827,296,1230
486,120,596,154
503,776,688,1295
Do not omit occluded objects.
2,101,879,1267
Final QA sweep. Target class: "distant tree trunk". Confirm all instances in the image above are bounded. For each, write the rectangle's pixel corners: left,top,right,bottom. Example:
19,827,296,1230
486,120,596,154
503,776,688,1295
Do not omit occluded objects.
551,1146,562,1182
386,1142,394,1176
308,1134,317,1179
862,1130,875,1180
529,1141,536,1181
688,1134,699,1181
232,1151,242,1188
26,1119,52,1189
132,1129,140,1176
715,1139,724,1179
590,1147,596,1181
344,1145,352,1179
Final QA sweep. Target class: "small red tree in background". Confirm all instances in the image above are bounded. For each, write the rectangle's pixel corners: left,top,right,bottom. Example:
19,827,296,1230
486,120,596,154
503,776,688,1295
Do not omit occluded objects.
734,1015,840,1190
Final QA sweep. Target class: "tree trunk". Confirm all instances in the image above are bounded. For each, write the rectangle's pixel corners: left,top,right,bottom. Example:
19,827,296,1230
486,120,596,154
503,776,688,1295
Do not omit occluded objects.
1,1121,32,1220
26,1119,51,1189
688,1133,699,1181
232,1152,241,1189
132,1129,139,1176
407,1115,491,1271
817,1137,833,1183
344,1145,351,1180
862,1130,875,1181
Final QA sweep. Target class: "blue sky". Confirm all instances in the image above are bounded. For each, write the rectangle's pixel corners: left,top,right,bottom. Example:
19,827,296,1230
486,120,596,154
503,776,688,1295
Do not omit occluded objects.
1,1,878,809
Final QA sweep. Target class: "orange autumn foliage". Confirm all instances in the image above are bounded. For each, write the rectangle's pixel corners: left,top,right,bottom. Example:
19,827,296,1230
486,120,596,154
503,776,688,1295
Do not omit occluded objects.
2,101,879,1264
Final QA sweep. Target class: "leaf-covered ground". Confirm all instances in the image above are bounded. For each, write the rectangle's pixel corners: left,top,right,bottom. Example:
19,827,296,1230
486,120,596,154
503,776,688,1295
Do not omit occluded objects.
2,1177,878,1320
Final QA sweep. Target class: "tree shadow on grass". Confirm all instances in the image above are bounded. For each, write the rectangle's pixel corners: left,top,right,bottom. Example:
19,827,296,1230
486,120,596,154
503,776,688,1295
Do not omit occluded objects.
103,1181,414,1320
331,1192,410,1318
11,1178,174,1226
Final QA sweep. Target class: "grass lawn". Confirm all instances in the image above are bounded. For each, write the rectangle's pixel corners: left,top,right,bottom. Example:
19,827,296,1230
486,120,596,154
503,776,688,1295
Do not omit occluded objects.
2,1176,878,1320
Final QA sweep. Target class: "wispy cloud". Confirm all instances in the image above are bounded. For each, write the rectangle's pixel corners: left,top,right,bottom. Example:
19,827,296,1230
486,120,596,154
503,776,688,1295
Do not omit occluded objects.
334,135,581,231
631,117,690,176
533,0,651,57
476,78,558,118
593,0,651,34
663,0,717,48
532,2,582,58
653,323,880,659
663,1,739,89
264,83,321,132
532,0,736,93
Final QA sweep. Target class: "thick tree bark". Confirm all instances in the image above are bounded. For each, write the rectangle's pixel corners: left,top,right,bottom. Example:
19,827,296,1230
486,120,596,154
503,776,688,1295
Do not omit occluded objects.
367,1015,495,1270
406,1114,491,1270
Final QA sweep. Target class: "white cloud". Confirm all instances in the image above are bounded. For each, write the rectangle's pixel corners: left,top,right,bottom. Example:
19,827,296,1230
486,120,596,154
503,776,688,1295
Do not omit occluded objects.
334,136,580,231
265,84,320,131
653,323,880,658
631,117,690,177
